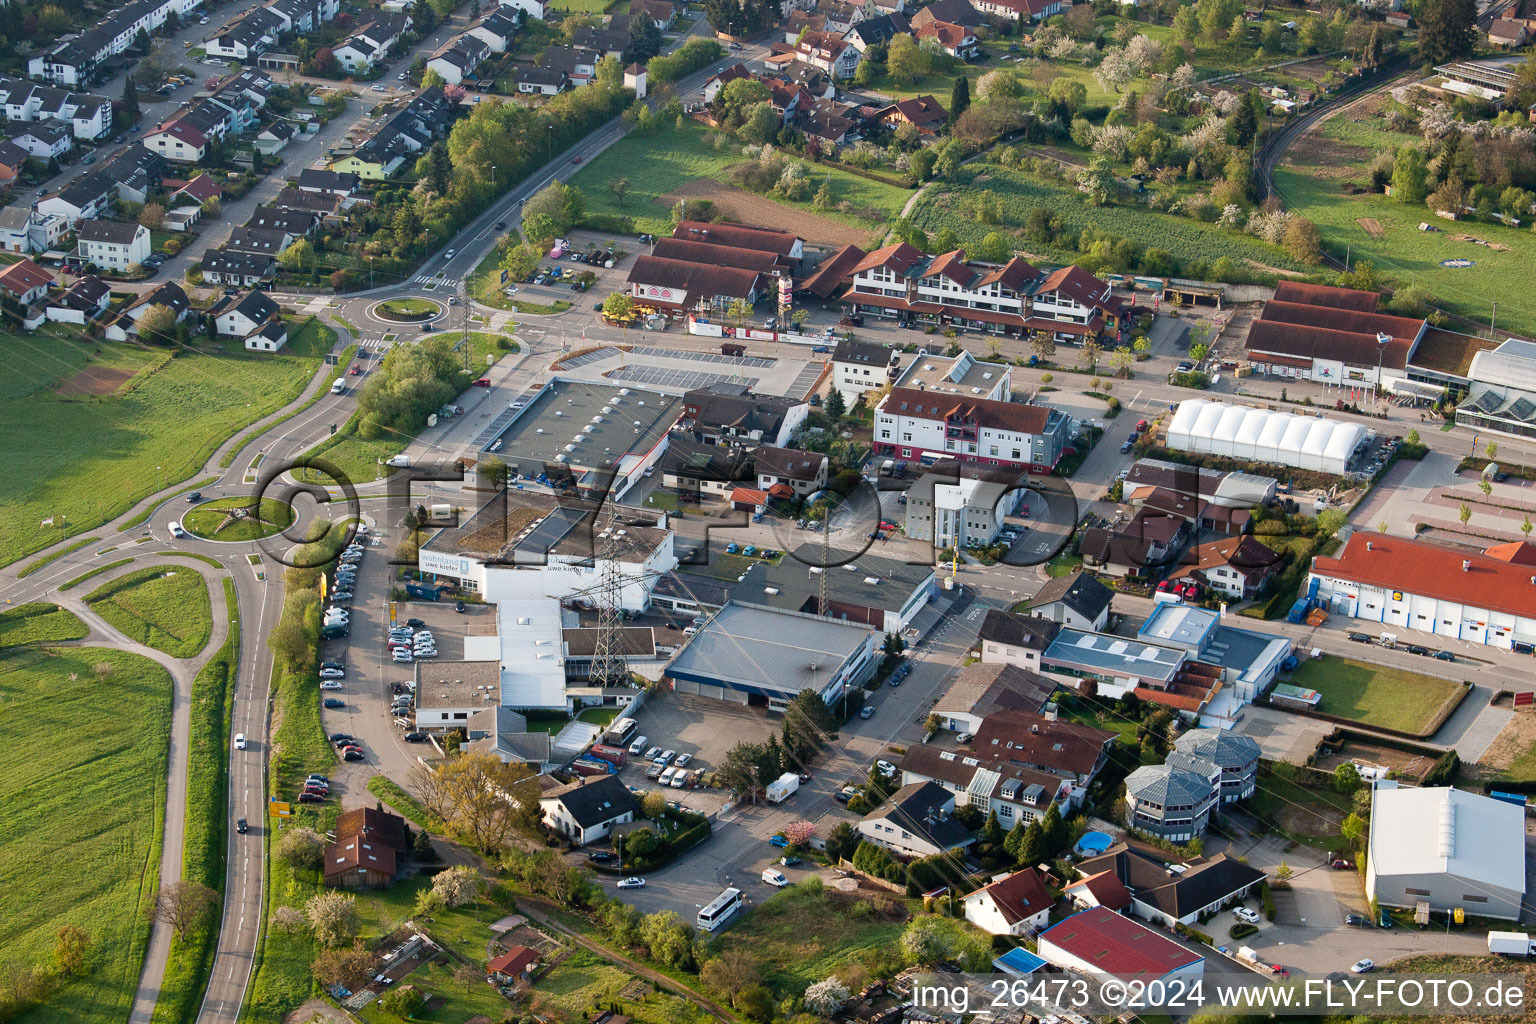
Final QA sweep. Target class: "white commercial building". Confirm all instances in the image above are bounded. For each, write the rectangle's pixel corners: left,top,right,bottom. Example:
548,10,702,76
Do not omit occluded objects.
1366,782,1526,921
1308,533,1536,652
1164,400,1366,475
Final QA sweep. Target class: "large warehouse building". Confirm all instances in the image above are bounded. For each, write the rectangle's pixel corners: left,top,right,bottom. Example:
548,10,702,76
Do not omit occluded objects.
1164,400,1366,475
1366,782,1526,921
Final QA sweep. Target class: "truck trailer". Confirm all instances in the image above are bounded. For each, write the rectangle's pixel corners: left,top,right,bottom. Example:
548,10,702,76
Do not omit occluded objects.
765,772,799,803
1488,931,1533,956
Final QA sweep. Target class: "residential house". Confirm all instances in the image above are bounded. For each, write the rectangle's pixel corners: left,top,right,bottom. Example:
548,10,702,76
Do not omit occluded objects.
831,337,896,406
427,33,492,86
873,384,1073,474
569,27,630,59
0,78,113,140
1028,264,1126,344
515,64,568,94
336,11,414,71
963,868,1054,935
499,0,547,19
225,225,294,257
789,30,861,79
1064,869,1134,913
1487,18,1529,46
29,0,207,87
1123,759,1219,841
658,438,750,499
970,708,1116,802
1079,510,1192,579
971,0,1063,24
38,171,114,227
1169,535,1283,600
539,774,639,846
0,147,26,190
1075,843,1266,927
200,248,276,287
468,9,520,52
1022,569,1114,631
785,11,828,39
846,12,911,50
672,386,808,449
173,173,224,208
0,205,34,252
486,946,539,986
541,45,601,87
297,168,360,197
934,661,1056,734
271,187,345,223
106,280,193,340
0,258,54,308
247,205,320,239
329,86,457,178
76,220,151,272
99,146,167,205
142,118,212,164
977,610,1060,672
877,95,947,135
44,274,111,324
900,743,1074,827
1171,729,1260,804
752,445,827,496
801,98,859,148
322,835,397,887
702,63,750,103
4,121,72,160
904,460,1027,549
466,707,554,770
255,119,296,154
629,0,676,29
914,19,979,58
910,0,986,28
857,780,975,858
212,289,282,338
813,0,864,33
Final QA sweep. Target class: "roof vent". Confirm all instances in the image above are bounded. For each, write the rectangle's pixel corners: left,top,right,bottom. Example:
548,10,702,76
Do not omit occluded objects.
764,586,780,595
536,428,545,434
863,576,879,585
1366,541,1372,551
1462,559,1471,572
809,566,823,574
555,410,563,416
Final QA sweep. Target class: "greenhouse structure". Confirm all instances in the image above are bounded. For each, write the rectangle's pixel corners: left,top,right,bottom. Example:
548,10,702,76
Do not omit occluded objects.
1164,400,1366,475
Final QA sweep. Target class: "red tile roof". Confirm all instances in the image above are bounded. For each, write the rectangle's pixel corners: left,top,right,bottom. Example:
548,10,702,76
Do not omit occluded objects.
1245,319,1417,371
1312,533,1536,619
976,256,1040,291
1272,280,1380,312
628,255,763,301
1259,300,1423,343
798,243,867,298
970,709,1115,775
1035,264,1113,311
0,258,53,297
175,173,223,203
915,19,973,48
486,945,539,977
1066,869,1133,911
881,385,1051,435
882,95,947,128
1486,540,1536,566
1040,906,1202,979
731,486,769,506
323,836,397,879
968,868,1053,925
850,241,926,276
672,219,798,256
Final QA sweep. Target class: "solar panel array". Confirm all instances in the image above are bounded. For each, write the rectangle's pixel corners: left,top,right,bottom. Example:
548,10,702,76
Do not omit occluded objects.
629,345,774,369
607,366,760,390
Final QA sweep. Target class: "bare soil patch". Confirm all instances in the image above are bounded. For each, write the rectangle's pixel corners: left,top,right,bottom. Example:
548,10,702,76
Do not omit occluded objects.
1357,217,1384,239
55,364,136,395
1314,739,1435,783
1479,709,1536,772
660,180,876,247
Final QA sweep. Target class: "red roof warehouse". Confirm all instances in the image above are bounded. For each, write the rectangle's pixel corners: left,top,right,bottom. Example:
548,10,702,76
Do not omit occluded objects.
1036,907,1204,980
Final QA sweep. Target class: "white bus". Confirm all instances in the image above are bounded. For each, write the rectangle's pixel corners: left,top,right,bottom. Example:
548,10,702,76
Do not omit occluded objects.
605,717,638,746
697,887,744,933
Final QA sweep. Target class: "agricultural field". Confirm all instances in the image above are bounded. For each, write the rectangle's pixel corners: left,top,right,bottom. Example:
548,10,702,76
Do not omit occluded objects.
0,602,88,649
1285,656,1465,736
85,564,213,659
0,321,335,568
911,162,1308,275
569,121,910,241
0,646,173,1024
182,496,296,542
1273,100,1536,338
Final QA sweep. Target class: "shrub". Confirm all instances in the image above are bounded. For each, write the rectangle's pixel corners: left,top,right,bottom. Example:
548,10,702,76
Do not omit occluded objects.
1229,922,1258,939
162,238,182,255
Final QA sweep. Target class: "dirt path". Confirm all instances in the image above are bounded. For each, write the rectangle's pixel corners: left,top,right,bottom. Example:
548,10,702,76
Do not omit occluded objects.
518,899,738,1023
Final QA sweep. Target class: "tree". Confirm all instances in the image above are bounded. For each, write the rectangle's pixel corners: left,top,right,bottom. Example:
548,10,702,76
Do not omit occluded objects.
431,866,484,907
625,13,664,63
422,142,453,195
312,941,375,990
608,176,631,207
453,962,480,995
272,906,306,934
736,984,776,1023
803,976,851,1016
522,180,585,234
1341,812,1368,849
726,296,752,327
1486,441,1499,460
900,917,953,966
639,910,694,969
826,820,859,861
981,810,1004,847
421,67,446,90
1417,0,1476,65
306,891,360,948
379,985,426,1017
276,826,324,869
740,102,781,145
279,239,315,272
119,76,140,125
135,303,179,344
1523,514,1533,539
1230,100,1257,148
1065,2,1098,39
54,925,91,977
948,76,970,124
156,881,218,939
825,387,846,418
701,950,759,1007
1332,762,1360,794
1389,147,1429,205
642,790,670,819
1076,159,1116,206
411,752,540,852
1459,503,1472,526
1048,77,1088,117
887,34,927,85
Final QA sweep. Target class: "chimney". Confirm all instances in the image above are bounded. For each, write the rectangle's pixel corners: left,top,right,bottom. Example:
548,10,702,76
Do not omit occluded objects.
1462,560,1471,572
1031,723,1038,734
1366,541,1373,551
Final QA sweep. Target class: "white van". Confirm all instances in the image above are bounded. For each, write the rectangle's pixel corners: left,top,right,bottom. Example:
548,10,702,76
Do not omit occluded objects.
331,379,345,395
659,766,678,785
169,522,187,538
628,735,648,756
762,869,788,887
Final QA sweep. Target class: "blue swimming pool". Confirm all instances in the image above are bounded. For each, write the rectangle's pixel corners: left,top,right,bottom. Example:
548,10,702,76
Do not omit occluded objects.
1076,830,1113,855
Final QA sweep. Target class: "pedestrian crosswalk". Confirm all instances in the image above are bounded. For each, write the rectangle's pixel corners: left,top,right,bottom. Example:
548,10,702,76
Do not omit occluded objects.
356,336,397,351
412,272,460,290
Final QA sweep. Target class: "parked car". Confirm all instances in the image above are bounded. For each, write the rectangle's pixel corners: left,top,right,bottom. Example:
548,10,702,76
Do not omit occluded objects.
330,733,355,744
319,667,345,679
298,791,325,803
319,680,343,690
875,759,896,775
1406,644,1430,656
616,876,645,888
343,748,366,762
859,705,875,719
1345,914,1371,927
1232,907,1261,924
643,746,661,761
1351,959,1375,974
1432,650,1455,661
588,851,618,864
323,698,345,709
674,753,693,768
1346,632,1372,644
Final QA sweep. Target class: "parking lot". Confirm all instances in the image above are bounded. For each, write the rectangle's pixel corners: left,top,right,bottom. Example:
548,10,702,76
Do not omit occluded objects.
609,692,781,815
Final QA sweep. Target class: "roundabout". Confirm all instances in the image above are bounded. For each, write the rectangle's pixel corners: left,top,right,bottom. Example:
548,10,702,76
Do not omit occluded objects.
370,297,443,323
181,496,296,542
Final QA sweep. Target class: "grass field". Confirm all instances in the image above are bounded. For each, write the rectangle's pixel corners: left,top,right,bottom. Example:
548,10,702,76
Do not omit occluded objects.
16,535,99,577
0,602,89,648
0,646,173,1024
703,884,911,996
524,948,713,1024
59,557,137,592
1273,102,1536,338
85,564,213,659
153,577,238,1024
365,775,442,831
913,162,1308,275
1286,656,1464,735
183,497,296,542
1245,761,1352,847
0,322,335,568
570,121,910,237
468,249,576,314
377,298,439,319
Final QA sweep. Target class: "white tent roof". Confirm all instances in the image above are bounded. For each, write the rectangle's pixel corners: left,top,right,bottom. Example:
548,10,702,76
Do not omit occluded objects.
1165,400,1364,473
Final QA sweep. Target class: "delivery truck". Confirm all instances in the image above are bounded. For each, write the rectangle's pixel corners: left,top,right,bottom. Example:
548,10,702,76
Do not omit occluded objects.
1488,931,1534,956
766,772,799,803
